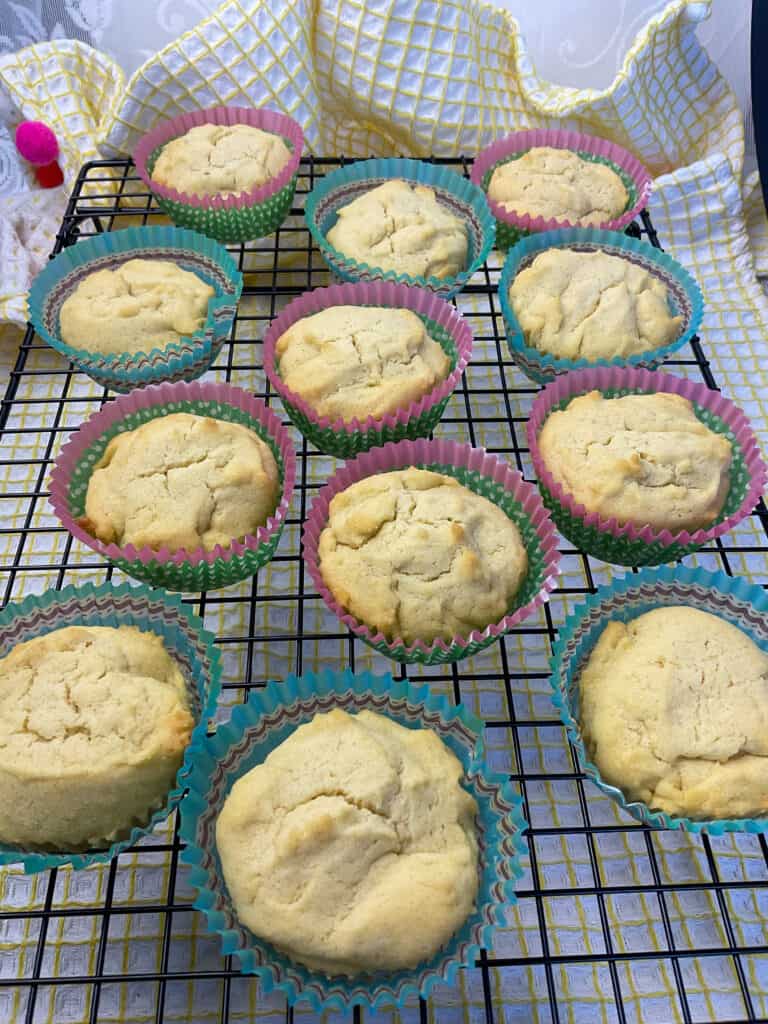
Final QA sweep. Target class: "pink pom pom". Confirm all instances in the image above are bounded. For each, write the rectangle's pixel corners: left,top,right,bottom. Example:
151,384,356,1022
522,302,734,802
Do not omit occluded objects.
15,121,59,166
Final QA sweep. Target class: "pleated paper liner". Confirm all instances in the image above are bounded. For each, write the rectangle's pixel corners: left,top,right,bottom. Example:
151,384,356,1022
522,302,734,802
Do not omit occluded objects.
27,224,242,392
178,669,528,1010
550,565,768,834
133,105,304,244
0,581,220,872
527,366,766,566
471,128,652,251
49,381,297,592
304,157,495,298
498,226,704,383
302,438,561,664
263,279,474,457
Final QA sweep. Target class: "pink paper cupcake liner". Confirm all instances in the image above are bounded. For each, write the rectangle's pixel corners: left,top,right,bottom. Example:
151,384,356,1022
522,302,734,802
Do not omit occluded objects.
471,129,652,246
263,280,474,456
49,381,297,591
527,366,766,563
302,438,561,664
134,106,304,243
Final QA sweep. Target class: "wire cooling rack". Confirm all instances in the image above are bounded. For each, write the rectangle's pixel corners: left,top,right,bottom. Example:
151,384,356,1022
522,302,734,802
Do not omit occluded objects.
2,156,768,1024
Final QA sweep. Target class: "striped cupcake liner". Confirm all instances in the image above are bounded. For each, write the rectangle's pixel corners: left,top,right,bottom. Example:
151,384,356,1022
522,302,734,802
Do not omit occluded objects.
27,225,242,392
499,227,704,383
0,582,220,872
49,381,297,592
302,438,560,664
179,669,528,1010
263,279,473,456
527,366,766,566
471,128,652,251
551,566,768,833
304,158,495,298
134,106,304,244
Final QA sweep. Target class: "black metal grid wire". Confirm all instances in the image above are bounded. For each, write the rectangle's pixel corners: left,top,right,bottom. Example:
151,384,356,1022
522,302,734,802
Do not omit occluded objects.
1,156,768,1024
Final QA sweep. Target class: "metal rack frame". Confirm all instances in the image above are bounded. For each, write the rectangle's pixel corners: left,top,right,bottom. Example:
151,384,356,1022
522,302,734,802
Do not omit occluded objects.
1,156,768,1024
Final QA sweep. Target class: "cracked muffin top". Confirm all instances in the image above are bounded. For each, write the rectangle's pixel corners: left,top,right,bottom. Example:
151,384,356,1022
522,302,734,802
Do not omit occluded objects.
0,625,193,849
317,467,528,645
508,248,683,361
216,707,479,975
80,413,280,553
325,179,468,280
58,258,215,357
579,606,768,820
537,391,732,532
274,304,451,422
488,147,628,225
151,123,291,198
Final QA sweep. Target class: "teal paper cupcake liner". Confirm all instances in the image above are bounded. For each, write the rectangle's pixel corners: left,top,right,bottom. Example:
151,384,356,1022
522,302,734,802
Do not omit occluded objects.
27,224,242,392
178,669,528,1010
550,565,768,834
499,227,704,383
0,582,221,872
303,439,560,664
49,381,297,592
470,128,652,251
528,366,766,566
133,106,304,244
304,157,495,298
262,279,474,457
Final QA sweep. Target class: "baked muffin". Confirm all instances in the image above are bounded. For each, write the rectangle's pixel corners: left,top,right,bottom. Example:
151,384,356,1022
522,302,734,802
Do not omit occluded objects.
537,391,732,532
326,179,468,279
59,258,214,357
80,413,280,552
275,305,451,421
151,123,291,198
488,147,628,225
216,707,478,975
509,248,683,361
317,467,528,644
0,625,193,849
579,606,768,820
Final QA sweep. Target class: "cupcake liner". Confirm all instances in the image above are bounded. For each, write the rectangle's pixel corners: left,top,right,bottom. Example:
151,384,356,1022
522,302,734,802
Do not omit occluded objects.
550,565,768,833
134,105,304,244
528,366,766,566
49,381,297,592
302,438,561,664
0,581,221,872
498,227,704,383
263,280,474,456
27,225,243,393
179,668,528,1010
304,158,495,298
471,128,652,251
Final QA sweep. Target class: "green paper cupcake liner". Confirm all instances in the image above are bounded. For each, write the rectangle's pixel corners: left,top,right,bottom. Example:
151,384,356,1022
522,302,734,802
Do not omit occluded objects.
49,381,297,592
134,106,304,244
263,279,473,457
527,366,766,566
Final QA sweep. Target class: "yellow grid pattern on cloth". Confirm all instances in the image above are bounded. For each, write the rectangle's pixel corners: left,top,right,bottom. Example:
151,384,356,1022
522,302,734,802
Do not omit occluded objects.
0,0,767,1019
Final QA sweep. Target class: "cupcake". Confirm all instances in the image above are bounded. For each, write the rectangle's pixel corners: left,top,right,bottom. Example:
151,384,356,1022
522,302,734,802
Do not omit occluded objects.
551,565,768,833
134,106,304,244
499,227,703,383
49,381,296,592
471,129,652,251
27,225,242,393
305,158,495,298
263,280,473,457
179,669,527,1008
302,438,560,664
0,581,220,872
527,366,766,566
